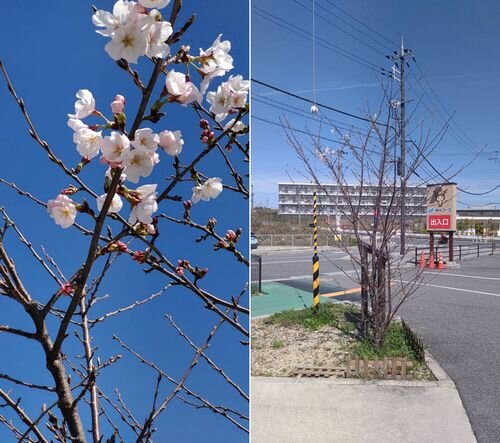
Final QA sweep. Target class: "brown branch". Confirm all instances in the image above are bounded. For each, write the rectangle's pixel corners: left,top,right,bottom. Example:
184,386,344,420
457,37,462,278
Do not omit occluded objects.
0,389,48,443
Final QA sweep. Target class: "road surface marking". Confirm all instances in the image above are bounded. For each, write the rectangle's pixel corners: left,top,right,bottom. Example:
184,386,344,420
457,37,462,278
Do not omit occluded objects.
400,280,500,298
423,271,500,281
322,287,361,298
261,270,358,283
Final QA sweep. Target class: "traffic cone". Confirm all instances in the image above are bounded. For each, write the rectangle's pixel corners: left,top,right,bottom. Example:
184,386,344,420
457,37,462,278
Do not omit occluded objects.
428,251,435,269
437,253,445,270
419,251,426,269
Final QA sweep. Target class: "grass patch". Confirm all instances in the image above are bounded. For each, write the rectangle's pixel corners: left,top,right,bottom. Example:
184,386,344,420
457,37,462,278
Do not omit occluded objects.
353,323,417,360
265,303,358,334
271,340,284,349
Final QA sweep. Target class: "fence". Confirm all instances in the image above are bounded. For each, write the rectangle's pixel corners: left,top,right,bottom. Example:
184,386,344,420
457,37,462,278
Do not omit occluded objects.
414,241,500,265
251,254,262,293
346,356,413,380
256,234,356,248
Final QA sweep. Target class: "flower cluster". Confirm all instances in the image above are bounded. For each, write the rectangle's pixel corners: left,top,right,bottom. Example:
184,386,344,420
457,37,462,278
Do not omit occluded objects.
48,0,247,231
206,76,249,122
93,0,173,64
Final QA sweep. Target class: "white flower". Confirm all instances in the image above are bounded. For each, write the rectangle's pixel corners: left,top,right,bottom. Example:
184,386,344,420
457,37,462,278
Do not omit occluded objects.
191,185,205,204
73,128,103,159
206,76,249,122
139,0,171,8
199,35,233,93
71,89,95,119
105,21,148,64
123,149,155,183
129,184,158,224
131,128,159,151
47,194,77,229
92,0,139,36
227,75,249,108
223,118,247,134
191,177,223,203
102,131,131,163
158,130,183,156
145,13,172,58
67,117,87,132
203,177,223,199
165,70,202,105
96,193,123,213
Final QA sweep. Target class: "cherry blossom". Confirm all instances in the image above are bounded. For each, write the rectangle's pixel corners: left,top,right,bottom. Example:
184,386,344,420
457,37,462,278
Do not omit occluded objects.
105,21,148,64
145,12,172,58
129,184,158,224
67,117,88,132
111,94,126,113
132,128,159,151
47,194,77,229
158,130,183,156
96,193,123,213
199,35,233,93
93,0,141,37
102,131,131,163
206,76,249,122
70,89,95,119
73,128,103,159
139,0,171,9
165,70,202,105
123,149,155,183
191,177,223,203
223,118,247,134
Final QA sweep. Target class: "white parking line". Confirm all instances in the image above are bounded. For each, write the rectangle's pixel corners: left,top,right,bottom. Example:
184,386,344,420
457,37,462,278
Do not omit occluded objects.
400,280,500,298
423,271,500,281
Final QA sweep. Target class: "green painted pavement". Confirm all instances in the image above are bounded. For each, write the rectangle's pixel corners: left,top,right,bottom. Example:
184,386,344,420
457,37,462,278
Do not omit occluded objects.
251,282,337,318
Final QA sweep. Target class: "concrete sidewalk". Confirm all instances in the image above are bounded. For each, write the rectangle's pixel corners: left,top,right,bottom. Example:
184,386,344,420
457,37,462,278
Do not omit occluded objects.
252,356,476,443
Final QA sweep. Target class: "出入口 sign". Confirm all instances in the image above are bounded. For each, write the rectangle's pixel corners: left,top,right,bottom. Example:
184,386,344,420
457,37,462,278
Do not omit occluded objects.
426,183,457,232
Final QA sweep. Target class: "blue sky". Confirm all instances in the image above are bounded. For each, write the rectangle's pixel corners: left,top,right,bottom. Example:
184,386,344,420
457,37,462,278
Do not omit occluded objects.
0,1,248,441
252,0,500,208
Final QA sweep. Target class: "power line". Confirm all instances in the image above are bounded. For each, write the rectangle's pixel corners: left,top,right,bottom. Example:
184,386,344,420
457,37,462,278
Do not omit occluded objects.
252,78,389,127
252,114,383,155
252,7,383,72
253,94,373,136
322,0,398,48
293,0,389,56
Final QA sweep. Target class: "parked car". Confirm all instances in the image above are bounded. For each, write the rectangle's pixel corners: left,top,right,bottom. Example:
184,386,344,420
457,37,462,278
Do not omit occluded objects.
251,232,259,249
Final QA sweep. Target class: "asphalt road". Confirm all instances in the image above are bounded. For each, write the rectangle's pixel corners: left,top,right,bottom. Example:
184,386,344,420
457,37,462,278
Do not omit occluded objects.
255,247,500,442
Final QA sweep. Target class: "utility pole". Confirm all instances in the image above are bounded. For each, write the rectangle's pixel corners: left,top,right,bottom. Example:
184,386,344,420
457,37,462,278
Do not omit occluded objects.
389,36,412,255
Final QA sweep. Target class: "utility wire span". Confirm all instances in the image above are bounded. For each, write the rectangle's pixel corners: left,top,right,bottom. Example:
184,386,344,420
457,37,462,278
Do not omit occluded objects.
294,0,389,56
322,0,398,48
252,7,382,72
252,114,383,155
252,79,389,127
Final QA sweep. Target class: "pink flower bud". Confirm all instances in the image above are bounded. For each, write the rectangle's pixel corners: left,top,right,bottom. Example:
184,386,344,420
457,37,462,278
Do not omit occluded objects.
175,266,184,277
111,100,125,114
201,136,209,143
132,250,147,263
146,224,156,235
61,283,73,295
225,229,237,241
115,241,128,252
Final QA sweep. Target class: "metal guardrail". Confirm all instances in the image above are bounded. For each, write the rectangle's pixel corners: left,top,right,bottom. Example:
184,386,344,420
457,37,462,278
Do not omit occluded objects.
255,234,356,247
414,241,499,265
251,254,262,293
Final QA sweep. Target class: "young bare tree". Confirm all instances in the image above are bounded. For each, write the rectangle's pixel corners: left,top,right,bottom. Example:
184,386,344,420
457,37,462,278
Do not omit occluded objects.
0,1,249,441
283,83,449,348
